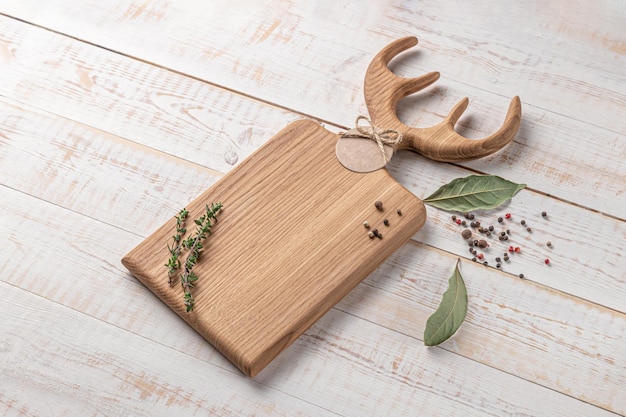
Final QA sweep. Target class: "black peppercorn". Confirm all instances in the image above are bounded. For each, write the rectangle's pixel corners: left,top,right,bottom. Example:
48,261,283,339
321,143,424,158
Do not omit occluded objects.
498,217,503,223
461,229,472,239
519,273,524,278
383,219,389,226
478,239,488,248
375,201,383,211
488,225,494,231
526,227,532,232
397,209,402,216
496,263,501,268
541,211,547,217
521,220,526,225
500,231,506,237
495,257,501,262
461,220,466,226
472,257,477,262
451,215,457,221
483,261,488,266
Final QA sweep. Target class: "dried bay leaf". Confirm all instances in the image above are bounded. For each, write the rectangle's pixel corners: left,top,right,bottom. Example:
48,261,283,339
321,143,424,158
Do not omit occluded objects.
424,259,467,346
424,175,526,212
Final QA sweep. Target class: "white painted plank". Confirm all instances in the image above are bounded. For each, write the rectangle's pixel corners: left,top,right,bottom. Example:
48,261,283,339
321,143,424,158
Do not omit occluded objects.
1,88,624,317
0,13,623,218
0,269,618,417
2,0,624,134
0,137,624,413
0,284,338,417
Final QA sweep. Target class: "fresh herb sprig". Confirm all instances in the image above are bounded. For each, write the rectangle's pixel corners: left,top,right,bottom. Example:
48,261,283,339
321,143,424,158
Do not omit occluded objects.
179,203,223,312
165,208,189,284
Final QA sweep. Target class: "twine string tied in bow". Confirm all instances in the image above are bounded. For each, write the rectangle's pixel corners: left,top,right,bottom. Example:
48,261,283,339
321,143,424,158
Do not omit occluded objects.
340,116,403,163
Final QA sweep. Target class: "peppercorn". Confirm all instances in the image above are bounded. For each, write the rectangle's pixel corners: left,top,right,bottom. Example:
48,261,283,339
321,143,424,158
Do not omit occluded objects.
377,233,383,239
451,215,457,221
500,231,506,236
463,212,470,219
545,259,550,265
397,209,402,216
368,231,375,238
477,253,484,260
488,225,494,231
468,241,474,247
461,229,472,239
375,201,383,211
506,229,510,235
541,211,547,217
469,213,475,220
474,221,480,227
505,213,512,219
456,219,462,225
483,261,488,266
363,221,370,229
515,247,521,253
485,231,491,237
383,219,389,226
372,229,379,237
519,273,524,278
478,239,488,248
521,220,526,225
495,257,501,262
469,247,474,254
508,246,514,253
546,241,552,247
498,217,503,223
526,227,532,232
496,263,501,268
473,240,479,246
461,220,467,226
472,257,477,262
503,255,509,262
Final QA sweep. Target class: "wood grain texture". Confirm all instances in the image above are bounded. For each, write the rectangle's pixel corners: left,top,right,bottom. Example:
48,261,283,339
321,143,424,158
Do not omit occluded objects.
123,119,426,376
0,103,623,412
1,1,625,415
0,14,623,216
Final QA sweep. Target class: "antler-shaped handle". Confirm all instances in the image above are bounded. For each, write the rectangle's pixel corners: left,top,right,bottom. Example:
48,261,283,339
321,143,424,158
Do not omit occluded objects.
364,37,522,162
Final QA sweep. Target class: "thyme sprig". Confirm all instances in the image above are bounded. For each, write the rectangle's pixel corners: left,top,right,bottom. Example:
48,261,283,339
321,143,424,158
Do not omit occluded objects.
179,203,223,312
165,208,189,284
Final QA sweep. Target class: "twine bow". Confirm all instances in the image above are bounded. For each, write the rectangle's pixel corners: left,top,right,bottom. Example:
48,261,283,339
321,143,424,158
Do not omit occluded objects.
340,116,403,163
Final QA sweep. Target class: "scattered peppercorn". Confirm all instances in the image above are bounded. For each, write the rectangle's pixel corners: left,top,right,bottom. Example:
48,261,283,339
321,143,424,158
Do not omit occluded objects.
477,253,484,260
368,231,375,238
461,220,467,226
478,239,488,248
488,225,494,231
506,229,510,235
456,219,462,225
472,257,477,262
397,209,402,216
498,217,503,223
469,247,474,254
503,255,509,262
521,220,526,225
508,246,515,253
377,233,383,239
473,240,479,246
546,241,552,247
383,219,390,226
515,247,521,253
475,221,481,227
372,229,379,237
519,273,524,278
541,211,547,217
461,229,472,239
483,261,488,266
495,257,501,262
505,213,512,219
468,241,474,247
545,259,550,265
451,215,457,221
468,213,475,220
496,263,501,268
526,227,532,232
375,201,383,211
485,231,491,237
363,221,370,229
463,212,469,218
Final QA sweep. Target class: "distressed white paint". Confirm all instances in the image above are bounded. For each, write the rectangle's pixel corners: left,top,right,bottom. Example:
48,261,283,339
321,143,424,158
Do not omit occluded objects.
0,1,625,416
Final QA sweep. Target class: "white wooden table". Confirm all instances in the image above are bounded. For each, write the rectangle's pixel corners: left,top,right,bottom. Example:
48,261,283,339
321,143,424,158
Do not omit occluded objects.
1,1,625,416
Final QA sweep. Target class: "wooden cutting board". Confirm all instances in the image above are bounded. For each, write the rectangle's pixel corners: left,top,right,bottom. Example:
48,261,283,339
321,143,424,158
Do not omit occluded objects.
122,36,520,377
123,119,426,377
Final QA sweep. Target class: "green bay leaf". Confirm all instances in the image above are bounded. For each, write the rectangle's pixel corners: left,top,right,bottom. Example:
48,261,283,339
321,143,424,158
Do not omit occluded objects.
424,259,467,346
424,175,525,212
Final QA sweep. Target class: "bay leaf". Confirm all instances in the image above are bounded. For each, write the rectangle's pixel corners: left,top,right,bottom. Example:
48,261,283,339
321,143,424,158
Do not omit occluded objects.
424,259,467,346
423,175,526,212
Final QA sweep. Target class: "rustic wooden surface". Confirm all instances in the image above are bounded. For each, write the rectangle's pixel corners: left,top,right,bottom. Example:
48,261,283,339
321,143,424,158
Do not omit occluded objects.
0,1,624,416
